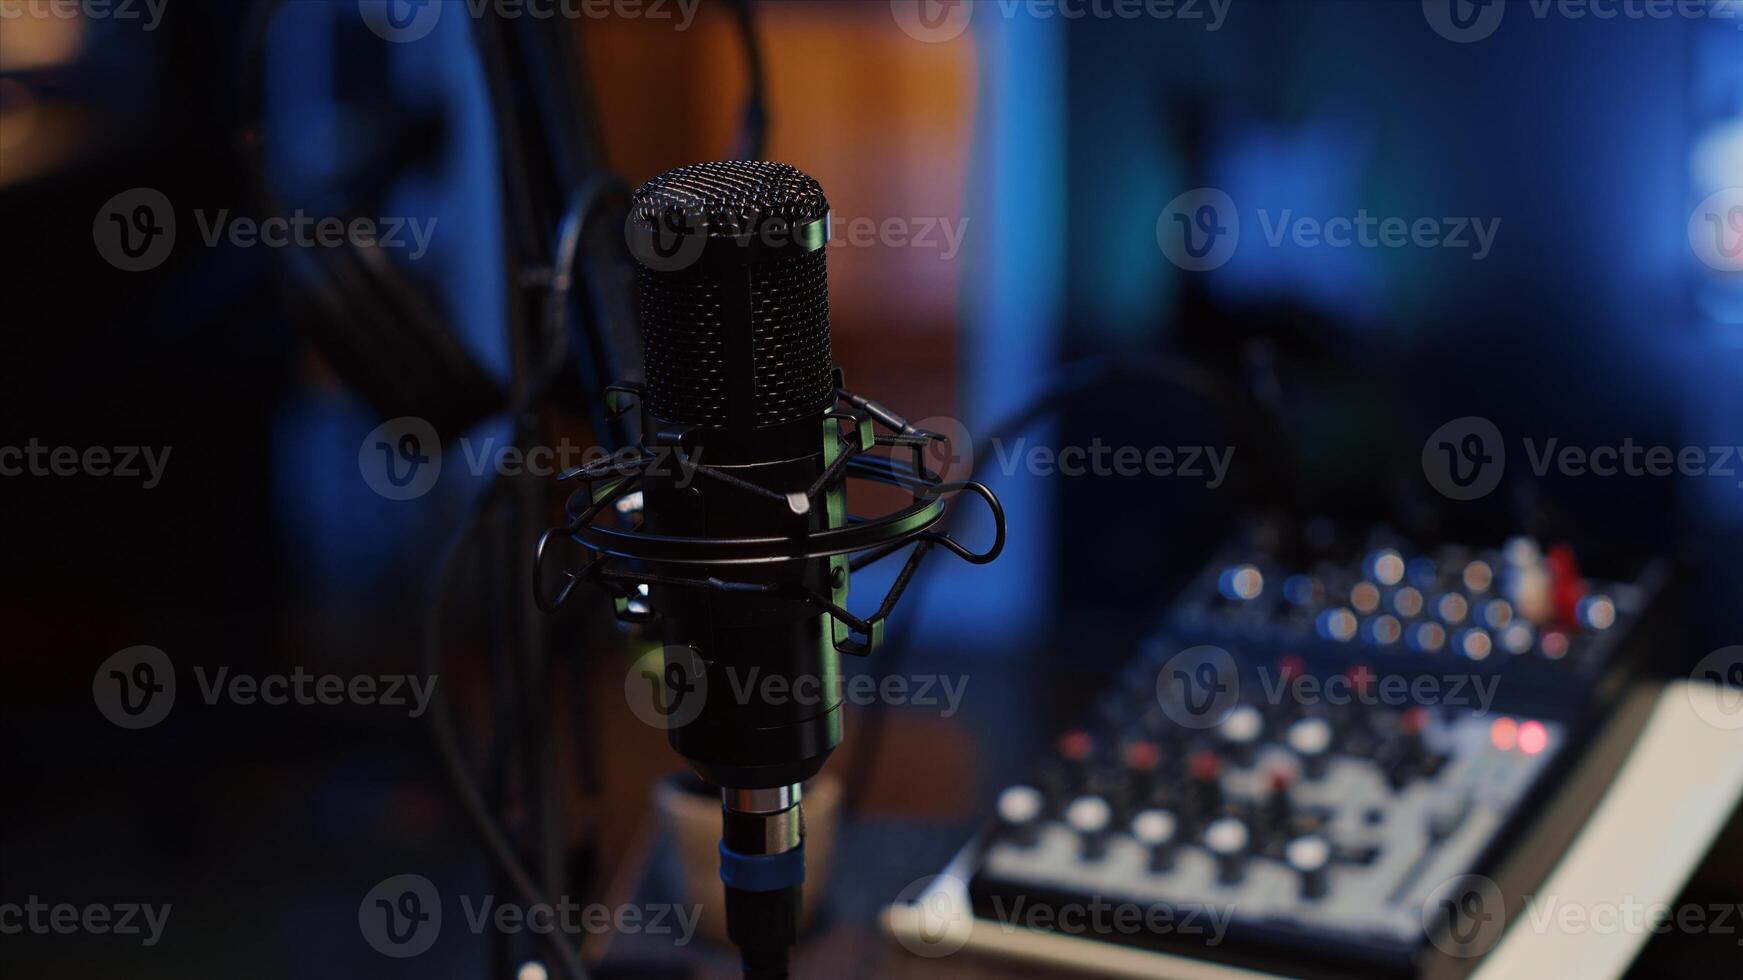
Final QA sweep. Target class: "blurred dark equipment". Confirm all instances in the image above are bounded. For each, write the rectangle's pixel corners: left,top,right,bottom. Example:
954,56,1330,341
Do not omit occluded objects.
534,160,1007,979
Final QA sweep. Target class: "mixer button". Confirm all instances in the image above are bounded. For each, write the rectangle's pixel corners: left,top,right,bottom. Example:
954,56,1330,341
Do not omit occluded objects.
1220,704,1264,763
1203,816,1251,885
1366,549,1406,587
1317,608,1359,643
1218,564,1265,601
1285,834,1333,900
995,785,1045,847
1391,586,1425,618
1455,627,1493,661
1407,621,1448,653
1577,594,1617,631
1286,716,1334,779
1065,795,1113,860
1132,808,1179,872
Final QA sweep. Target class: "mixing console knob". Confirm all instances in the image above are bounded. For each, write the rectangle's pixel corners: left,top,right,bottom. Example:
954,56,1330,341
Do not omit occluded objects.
1455,627,1493,661
1039,729,1095,799
1284,834,1333,900
1286,716,1334,779
995,785,1045,847
1365,548,1406,587
1203,816,1250,885
1576,594,1616,631
1219,704,1265,764
1186,750,1225,818
1407,621,1448,653
1131,808,1179,872
1381,706,1431,789
1259,769,1295,831
1218,564,1265,602
1502,537,1554,625
1317,607,1360,643
1065,795,1113,861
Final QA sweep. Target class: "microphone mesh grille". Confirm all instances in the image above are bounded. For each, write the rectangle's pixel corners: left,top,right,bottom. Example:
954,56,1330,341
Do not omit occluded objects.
635,162,833,429
631,161,829,237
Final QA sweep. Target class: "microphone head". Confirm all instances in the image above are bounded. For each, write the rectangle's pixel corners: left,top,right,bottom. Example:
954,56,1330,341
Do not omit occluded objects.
629,162,833,433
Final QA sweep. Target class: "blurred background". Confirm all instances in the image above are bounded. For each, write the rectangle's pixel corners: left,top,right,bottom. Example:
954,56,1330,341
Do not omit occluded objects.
2,0,1741,977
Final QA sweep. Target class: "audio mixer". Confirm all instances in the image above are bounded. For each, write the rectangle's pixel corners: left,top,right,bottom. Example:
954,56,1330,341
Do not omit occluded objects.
914,523,1669,979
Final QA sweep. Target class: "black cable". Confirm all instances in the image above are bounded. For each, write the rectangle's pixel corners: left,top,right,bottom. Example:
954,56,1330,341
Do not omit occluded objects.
839,353,1245,818
421,476,592,980
722,0,768,160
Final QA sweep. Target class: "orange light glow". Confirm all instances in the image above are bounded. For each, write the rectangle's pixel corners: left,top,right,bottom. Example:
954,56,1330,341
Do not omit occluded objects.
1490,717,1519,752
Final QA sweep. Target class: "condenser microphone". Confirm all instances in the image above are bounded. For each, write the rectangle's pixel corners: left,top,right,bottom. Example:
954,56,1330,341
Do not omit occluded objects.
630,162,842,980
537,160,1005,979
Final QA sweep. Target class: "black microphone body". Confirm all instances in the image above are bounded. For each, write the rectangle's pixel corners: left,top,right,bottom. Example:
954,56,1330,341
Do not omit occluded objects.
629,161,846,978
